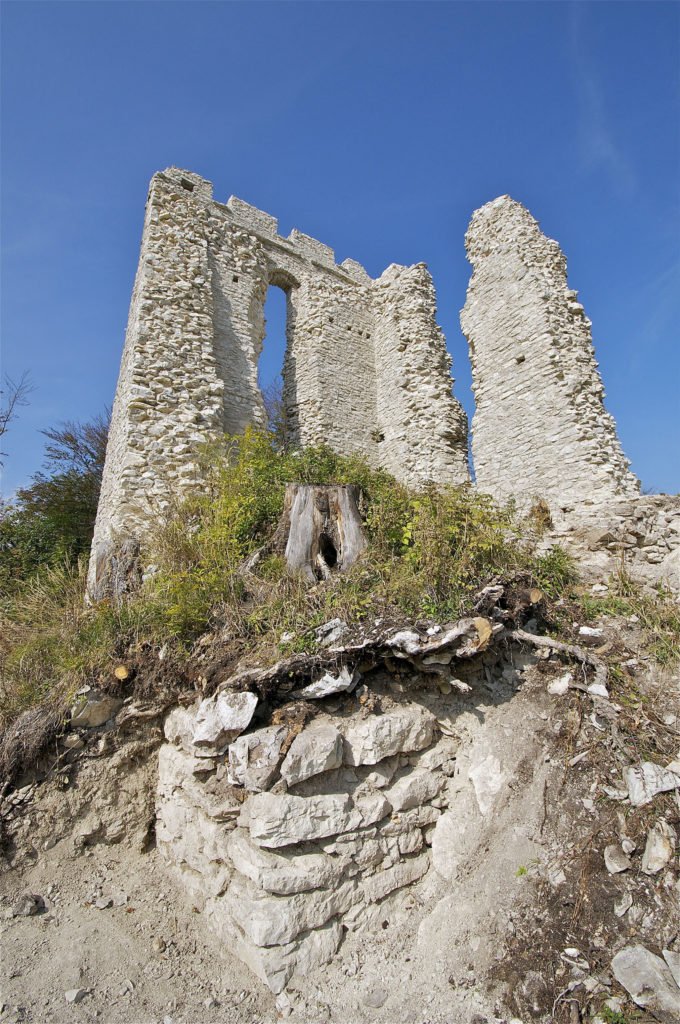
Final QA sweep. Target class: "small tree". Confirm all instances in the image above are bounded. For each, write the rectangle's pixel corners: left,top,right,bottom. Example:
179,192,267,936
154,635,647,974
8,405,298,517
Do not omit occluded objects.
0,410,110,588
0,373,32,465
261,375,289,450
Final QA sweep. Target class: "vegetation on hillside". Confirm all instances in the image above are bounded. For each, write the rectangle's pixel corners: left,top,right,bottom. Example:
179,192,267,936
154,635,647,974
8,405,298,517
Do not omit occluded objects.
0,412,109,591
1,426,678,759
0,428,572,725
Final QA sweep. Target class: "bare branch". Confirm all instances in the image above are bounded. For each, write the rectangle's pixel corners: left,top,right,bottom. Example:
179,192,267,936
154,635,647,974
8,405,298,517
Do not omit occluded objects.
0,372,33,465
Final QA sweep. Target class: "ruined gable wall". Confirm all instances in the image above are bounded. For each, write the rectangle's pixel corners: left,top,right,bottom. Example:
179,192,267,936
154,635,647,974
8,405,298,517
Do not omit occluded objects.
90,168,469,597
460,196,639,512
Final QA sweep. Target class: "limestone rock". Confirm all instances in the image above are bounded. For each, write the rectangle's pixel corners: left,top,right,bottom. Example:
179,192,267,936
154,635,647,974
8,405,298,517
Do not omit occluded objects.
612,945,680,1022
604,844,632,874
384,768,443,812
382,804,440,836
213,915,342,994
64,989,89,1005
228,829,348,895
430,808,473,881
663,949,680,988
280,723,343,786
163,705,198,750
315,618,348,648
641,820,676,875
70,692,123,729
222,872,356,947
410,736,458,770
342,704,437,766
362,853,430,903
624,761,680,807
193,690,258,754
469,754,506,814
12,893,45,917
243,792,359,848
292,665,357,700
228,725,288,791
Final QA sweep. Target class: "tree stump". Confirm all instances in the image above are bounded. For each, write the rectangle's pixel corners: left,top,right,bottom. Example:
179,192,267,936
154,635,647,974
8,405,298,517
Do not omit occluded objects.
280,484,368,582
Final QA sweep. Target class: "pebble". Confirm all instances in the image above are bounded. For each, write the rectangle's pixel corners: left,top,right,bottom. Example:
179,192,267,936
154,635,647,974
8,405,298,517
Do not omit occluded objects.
604,844,632,874
64,989,88,1004
614,892,633,917
12,894,44,917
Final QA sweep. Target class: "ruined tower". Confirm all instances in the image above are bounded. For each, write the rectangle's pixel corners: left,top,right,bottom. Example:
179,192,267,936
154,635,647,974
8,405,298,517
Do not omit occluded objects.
88,168,469,598
460,196,639,512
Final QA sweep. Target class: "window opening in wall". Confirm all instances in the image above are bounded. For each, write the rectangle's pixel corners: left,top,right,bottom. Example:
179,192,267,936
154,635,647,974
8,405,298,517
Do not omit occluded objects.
180,178,195,192
259,284,289,439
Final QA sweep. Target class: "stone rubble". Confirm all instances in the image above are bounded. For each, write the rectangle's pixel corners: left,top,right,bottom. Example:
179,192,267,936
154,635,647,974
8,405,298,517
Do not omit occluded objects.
640,819,676,876
623,760,680,807
611,944,680,1022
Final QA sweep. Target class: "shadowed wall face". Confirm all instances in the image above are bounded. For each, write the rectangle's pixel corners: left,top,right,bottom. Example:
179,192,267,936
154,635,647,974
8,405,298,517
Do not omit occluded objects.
461,195,639,513
88,168,469,598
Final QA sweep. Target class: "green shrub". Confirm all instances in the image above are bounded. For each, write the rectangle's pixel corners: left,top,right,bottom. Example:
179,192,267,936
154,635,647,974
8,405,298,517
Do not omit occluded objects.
0,427,583,729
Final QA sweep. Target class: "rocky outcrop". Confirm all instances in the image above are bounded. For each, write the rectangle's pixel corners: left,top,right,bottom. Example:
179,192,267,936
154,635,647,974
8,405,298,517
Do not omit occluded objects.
156,693,454,992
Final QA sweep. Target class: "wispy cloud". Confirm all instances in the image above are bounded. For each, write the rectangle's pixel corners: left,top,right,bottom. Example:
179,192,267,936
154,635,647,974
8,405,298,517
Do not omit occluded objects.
639,256,680,350
569,3,636,196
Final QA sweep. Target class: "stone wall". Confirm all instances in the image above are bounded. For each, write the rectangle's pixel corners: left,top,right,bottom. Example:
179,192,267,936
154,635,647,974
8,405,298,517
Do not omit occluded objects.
156,690,454,993
89,168,469,598
549,494,680,594
460,195,640,513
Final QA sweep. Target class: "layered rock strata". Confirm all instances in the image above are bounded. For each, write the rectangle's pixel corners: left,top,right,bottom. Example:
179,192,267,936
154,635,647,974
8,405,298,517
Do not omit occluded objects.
461,195,639,513
89,167,469,598
156,696,454,993
155,618,503,992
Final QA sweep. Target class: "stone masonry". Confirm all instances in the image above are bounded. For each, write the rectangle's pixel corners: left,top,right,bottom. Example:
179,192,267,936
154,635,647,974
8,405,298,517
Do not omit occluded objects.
461,195,640,512
89,167,469,598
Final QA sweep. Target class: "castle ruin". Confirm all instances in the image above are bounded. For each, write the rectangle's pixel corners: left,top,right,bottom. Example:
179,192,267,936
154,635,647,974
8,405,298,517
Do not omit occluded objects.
88,168,469,598
89,168,648,598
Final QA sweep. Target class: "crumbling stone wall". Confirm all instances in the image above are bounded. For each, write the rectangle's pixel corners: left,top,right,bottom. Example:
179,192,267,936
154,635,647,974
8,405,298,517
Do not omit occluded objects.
89,167,469,597
461,196,640,513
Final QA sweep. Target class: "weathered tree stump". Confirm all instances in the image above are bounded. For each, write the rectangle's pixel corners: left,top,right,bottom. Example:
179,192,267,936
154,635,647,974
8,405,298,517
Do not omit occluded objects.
279,484,368,582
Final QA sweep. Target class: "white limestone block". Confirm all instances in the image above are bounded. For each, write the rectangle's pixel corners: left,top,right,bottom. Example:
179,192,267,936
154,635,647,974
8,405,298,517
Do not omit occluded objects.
193,690,258,754
228,724,288,791
384,768,443,812
362,852,430,903
228,828,348,895
342,704,438,766
222,872,356,947
280,723,343,785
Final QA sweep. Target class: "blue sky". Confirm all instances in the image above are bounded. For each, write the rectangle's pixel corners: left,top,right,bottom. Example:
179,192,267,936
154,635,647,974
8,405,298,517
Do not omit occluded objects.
2,0,679,495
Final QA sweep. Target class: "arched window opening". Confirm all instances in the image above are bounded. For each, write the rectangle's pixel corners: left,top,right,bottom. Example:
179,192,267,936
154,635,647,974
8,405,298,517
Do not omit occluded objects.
259,284,289,442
